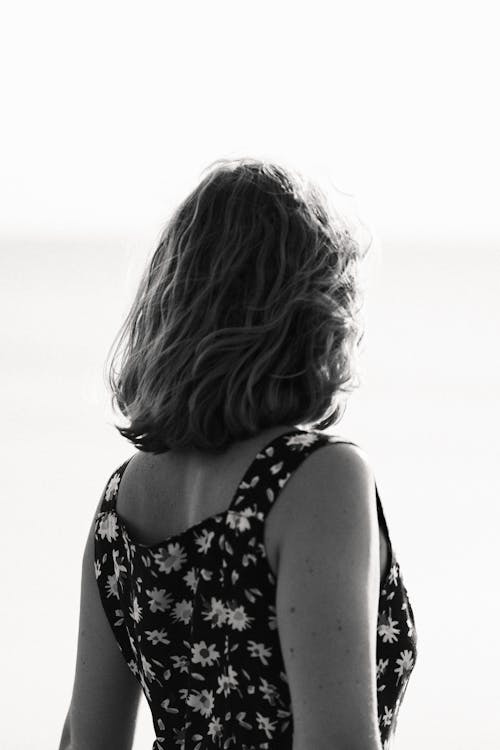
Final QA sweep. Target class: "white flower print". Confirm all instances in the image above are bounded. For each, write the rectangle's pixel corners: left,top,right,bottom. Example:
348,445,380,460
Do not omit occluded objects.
98,513,118,542
377,612,401,644
216,664,239,699
216,671,233,698
183,567,199,593
207,715,224,742
388,564,399,586
226,663,238,687
377,658,389,679
152,542,187,574
170,654,190,674
129,595,142,623
203,597,229,628
186,689,215,718
239,475,261,492
94,560,101,579
270,461,284,476
258,677,280,705
140,653,156,682
289,432,319,449
194,528,215,554
172,599,193,625
401,603,414,638
394,649,414,684
231,568,240,585
242,551,258,568
127,630,137,656
128,659,139,676
105,473,121,502
381,705,393,727
226,602,253,631
146,587,173,613
145,628,170,646
160,697,179,714
191,640,221,667
112,548,127,583
255,712,277,739
247,641,273,666
235,710,252,729
227,507,254,532
105,572,119,599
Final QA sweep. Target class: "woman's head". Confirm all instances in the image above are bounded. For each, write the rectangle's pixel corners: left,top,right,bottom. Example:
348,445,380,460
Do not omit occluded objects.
106,157,369,454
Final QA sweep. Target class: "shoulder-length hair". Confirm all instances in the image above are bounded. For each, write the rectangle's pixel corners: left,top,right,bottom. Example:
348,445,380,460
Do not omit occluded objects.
105,157,369,455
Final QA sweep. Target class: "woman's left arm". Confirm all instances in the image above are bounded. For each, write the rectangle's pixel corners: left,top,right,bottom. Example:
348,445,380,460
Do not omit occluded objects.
58,498,141,750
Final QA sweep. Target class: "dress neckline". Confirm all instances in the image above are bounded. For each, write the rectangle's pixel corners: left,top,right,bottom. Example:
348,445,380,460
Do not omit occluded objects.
101,426,396,592
107,428,310,551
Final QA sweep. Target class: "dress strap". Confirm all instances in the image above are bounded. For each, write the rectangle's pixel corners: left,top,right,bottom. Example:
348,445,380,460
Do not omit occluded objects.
228,429,355,518
374,483,395,566
100,456,135,512
227,430,391,555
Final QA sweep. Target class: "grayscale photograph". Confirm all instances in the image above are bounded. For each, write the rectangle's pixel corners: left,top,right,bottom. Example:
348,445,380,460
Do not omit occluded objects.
1,2,498,749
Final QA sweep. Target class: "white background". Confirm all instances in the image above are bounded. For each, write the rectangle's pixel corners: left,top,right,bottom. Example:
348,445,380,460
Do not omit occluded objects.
1,2,499,748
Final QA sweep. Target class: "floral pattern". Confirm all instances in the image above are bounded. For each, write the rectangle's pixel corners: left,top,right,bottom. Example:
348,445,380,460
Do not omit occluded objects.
94,429,417,749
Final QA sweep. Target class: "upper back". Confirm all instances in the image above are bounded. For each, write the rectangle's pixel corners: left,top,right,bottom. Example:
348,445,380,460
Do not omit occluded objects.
113,423,300,573
109,425,389,583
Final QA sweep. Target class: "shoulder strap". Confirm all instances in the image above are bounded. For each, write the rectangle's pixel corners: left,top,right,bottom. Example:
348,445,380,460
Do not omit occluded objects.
228,428,357,519
374,483,395,564
227,430,394,557
100,456,135,513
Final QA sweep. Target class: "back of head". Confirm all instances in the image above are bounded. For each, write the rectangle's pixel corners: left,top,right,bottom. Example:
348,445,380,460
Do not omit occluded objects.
105,156,368,455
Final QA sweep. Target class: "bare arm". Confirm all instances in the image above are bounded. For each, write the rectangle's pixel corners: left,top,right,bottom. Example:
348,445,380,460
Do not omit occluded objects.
275,443,382,750
58,492,142,750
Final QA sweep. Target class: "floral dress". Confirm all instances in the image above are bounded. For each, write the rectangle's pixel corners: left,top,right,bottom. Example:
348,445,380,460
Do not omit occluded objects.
94,429,417,750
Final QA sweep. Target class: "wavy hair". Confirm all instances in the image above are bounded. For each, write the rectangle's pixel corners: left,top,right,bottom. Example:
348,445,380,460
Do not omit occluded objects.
105,157,370,454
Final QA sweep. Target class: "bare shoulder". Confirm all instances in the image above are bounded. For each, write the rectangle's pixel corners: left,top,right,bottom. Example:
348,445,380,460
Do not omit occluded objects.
273,440,381,749
302,439,374,492
117,450,172,505
271,440,376,547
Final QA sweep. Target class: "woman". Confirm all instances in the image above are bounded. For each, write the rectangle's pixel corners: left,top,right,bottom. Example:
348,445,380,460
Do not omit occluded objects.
59,157,417,750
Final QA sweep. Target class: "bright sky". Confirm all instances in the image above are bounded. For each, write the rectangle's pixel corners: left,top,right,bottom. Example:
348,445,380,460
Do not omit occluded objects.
1,3,499,750
1,1,499,244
